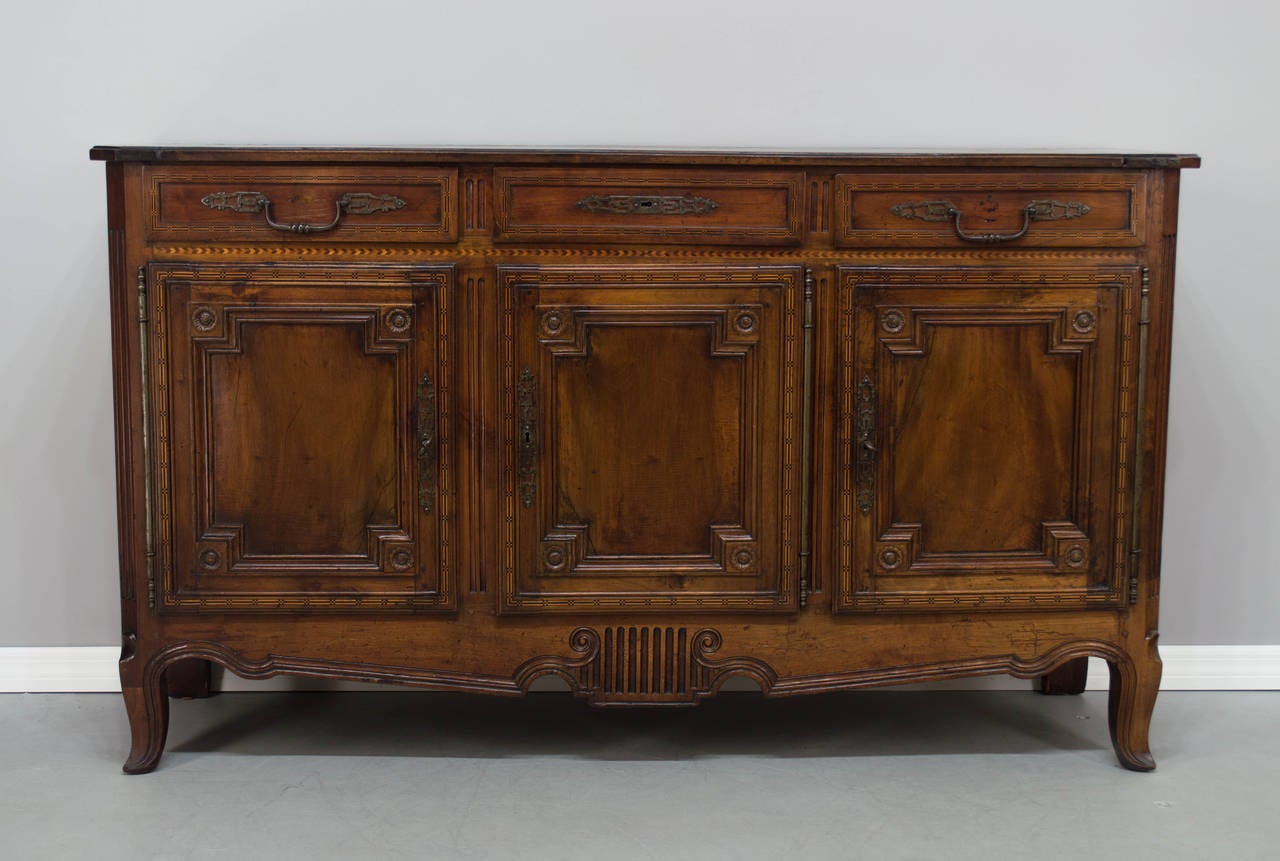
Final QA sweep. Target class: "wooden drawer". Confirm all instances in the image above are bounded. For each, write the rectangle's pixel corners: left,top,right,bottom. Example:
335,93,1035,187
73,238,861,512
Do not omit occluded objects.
834,171,1146,247
493,167,805,245
144,165,457,242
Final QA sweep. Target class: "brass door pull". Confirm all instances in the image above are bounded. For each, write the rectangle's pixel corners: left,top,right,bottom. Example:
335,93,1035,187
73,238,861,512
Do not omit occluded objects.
855,375,876,514
417,372,436,514
200,191,407,234
518,367,537,507
889,199,1091,244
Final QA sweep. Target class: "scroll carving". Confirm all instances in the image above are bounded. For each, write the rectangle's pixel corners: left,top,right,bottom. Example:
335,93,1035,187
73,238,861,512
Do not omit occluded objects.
556,626,776,705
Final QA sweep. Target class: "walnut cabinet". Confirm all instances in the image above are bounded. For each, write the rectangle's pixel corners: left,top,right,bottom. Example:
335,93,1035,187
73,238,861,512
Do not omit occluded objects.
92,147,1198,771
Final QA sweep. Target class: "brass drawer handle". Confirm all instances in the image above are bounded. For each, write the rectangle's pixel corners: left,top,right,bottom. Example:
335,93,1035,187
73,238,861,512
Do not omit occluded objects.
890,199,1091,244
575,193,719,216
200,190,407,234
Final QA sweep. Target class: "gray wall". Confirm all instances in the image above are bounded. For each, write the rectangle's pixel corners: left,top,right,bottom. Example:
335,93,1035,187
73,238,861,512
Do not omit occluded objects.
2,0,1275,646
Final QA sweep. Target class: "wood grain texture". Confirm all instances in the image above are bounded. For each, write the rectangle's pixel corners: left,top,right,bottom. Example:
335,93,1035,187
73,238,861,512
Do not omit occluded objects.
94,147,1196,773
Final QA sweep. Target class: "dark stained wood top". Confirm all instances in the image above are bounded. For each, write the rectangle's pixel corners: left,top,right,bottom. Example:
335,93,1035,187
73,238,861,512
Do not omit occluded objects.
89,146,1201,169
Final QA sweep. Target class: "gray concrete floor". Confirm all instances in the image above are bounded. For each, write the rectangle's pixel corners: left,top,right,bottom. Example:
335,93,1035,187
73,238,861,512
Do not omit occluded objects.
1,691,1276,860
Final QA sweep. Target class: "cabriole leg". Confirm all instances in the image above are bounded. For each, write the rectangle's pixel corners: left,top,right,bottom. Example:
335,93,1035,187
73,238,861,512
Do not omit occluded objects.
121,675,170,774
1106,649,1161,771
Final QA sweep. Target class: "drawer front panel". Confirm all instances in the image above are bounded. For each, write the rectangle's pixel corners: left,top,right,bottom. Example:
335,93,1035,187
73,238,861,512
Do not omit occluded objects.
834,172,1146,247
145,166,457,242
493,168,805,245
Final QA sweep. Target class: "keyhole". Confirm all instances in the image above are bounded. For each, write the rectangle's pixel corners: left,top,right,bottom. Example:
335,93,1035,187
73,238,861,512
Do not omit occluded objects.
522,430,533,445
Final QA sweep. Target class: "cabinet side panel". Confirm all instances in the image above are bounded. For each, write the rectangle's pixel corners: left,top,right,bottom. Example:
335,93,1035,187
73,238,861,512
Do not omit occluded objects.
106,162,140,627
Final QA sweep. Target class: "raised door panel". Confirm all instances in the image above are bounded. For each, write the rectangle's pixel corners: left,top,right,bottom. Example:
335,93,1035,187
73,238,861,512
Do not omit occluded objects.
834,266,1139,613
497,265,803,613
149,264,455,611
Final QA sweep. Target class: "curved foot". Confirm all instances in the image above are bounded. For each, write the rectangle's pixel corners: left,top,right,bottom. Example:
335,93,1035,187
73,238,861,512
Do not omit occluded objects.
121,681,170,774
1106,647,1161,772
1034,656,1089,695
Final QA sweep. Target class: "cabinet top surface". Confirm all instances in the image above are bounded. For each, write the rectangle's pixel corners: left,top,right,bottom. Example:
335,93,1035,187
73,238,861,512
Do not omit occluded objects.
89,145,1200,169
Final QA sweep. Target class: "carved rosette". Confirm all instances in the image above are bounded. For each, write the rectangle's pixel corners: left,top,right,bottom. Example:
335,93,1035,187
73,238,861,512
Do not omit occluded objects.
542,541,570,574
191,305,218,333
1072,309,1097,334
878,545,904,571
539,308,568,338
384,307,413,334
1044,522,1091,572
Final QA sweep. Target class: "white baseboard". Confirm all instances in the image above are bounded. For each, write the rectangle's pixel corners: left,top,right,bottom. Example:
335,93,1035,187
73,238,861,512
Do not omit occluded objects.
2,645,1278,694
1,647,123,693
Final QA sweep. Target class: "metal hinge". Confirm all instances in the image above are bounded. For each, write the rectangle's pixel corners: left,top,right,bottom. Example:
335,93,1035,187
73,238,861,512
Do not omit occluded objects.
798,268,816,608
136,266,157,609
1128,267,1152,605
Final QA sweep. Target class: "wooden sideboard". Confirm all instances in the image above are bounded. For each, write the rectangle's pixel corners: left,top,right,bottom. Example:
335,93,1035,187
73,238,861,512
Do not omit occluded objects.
92,146,1198,772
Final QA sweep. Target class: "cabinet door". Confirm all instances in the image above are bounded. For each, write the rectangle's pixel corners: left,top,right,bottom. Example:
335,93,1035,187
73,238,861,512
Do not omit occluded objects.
497,265,804,613
149,264,455,611
834,266,1139,613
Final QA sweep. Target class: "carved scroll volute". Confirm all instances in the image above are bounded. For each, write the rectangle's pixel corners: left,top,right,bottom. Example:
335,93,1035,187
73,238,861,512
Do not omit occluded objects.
417,372,436,513
855,375,876,514
518,367,537,508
